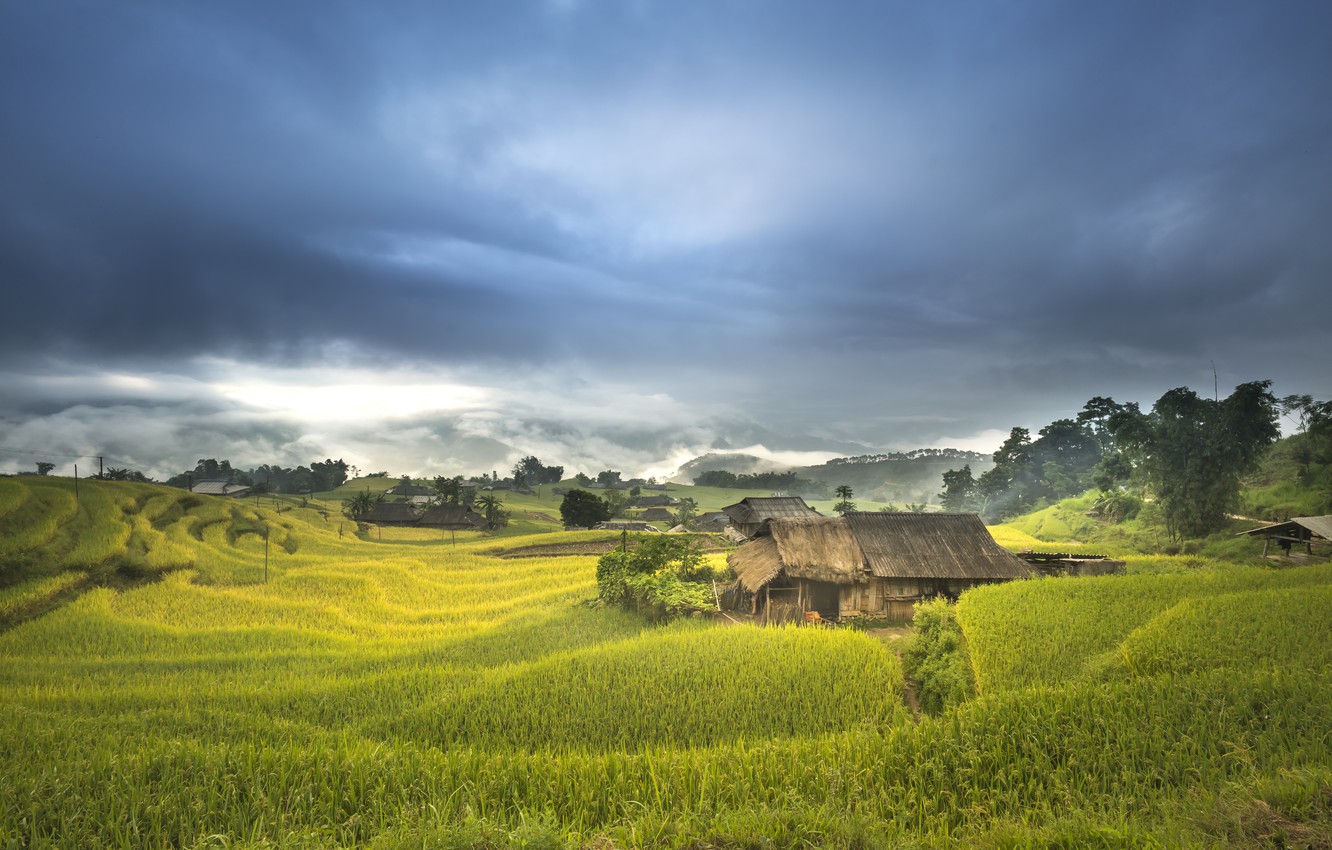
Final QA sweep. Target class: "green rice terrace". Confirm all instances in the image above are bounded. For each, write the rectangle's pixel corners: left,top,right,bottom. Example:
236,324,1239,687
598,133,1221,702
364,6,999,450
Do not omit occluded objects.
2,474,1331,848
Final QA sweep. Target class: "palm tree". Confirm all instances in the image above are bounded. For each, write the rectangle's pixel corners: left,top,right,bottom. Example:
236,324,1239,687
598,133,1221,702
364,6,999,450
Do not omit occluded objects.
674,497,698,527
475,494,508,529
343,490,381,520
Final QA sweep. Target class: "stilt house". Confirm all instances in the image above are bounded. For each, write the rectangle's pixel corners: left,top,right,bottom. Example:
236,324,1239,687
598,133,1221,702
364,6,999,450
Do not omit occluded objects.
728,512,1030,623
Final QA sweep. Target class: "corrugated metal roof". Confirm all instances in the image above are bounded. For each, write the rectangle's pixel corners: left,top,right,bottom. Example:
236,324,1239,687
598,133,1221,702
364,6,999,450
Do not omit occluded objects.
362,502,420,524
1238,515,1332,540
190,481,250,497
722,497,820,525
1298,516,1332,539
727,512,1029,591
417,505,486,529
845,512,1030,580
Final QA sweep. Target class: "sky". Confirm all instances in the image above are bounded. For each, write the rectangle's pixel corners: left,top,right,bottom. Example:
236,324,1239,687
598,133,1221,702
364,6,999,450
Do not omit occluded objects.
3,1,1331,482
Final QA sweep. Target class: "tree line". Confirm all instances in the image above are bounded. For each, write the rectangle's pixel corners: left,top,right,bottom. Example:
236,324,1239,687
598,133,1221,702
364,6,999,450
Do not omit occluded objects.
164,458,350,495
692,469,806,490
938,382,1331,539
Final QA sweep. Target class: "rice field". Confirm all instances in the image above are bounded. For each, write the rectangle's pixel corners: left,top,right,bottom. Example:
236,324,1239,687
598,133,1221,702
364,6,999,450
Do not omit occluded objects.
1,476,1330,848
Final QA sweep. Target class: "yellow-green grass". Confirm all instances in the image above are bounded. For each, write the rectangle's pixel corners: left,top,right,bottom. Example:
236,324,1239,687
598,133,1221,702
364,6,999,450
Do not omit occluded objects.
957,562,1332,695
3,476,1332,848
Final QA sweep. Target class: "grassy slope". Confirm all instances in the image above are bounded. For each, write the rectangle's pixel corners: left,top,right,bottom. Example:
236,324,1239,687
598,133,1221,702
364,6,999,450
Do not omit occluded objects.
2,475,1330,848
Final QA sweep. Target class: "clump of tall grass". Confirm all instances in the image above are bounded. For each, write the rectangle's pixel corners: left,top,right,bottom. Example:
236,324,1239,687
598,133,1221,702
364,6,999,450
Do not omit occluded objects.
901,597,974,715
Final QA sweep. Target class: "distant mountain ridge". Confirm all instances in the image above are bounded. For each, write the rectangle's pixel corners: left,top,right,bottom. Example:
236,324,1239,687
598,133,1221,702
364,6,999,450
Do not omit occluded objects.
671,448,994,505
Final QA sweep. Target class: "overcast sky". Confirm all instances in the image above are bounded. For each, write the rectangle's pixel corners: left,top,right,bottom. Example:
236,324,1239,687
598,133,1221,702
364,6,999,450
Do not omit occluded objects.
3,1,1331,481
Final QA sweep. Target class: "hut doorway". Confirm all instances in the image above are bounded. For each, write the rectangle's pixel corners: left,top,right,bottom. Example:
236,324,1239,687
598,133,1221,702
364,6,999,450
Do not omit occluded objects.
807,581,840,620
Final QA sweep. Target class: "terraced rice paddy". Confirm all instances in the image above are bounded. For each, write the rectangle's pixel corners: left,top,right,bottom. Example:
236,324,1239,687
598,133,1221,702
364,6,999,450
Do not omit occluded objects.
1,476,1330,848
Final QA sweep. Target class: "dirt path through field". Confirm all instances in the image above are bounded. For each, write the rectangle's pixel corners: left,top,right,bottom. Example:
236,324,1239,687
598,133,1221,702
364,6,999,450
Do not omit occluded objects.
867,627,922,721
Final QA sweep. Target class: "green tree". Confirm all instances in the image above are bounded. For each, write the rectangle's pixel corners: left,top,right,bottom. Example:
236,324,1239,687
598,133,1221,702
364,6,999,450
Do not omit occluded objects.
515,455,564,485
832,484,856,515
1109,381,1279,539
595,536,715,619
938,465,977,512
343,490,382,520
35,462,54,476
674,496,698,527
474,494,509,528
559,489,611,528
603,489,628,518
433,475,466,505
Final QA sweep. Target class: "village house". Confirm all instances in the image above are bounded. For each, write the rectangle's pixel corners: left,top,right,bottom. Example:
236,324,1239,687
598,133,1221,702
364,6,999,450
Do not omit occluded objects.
190,480,252,498
635,495,677,508
359,501,421,526
417,505,489,531
721,496,821,538
728,512,1030,623
640,507,675,522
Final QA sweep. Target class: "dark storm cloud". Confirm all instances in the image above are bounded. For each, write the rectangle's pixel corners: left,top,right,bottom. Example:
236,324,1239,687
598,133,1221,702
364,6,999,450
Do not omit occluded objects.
3,1,1331,469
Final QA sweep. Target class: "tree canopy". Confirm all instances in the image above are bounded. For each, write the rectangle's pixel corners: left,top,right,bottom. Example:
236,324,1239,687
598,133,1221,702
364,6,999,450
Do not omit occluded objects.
1109,380,1279,538
559,489,611,528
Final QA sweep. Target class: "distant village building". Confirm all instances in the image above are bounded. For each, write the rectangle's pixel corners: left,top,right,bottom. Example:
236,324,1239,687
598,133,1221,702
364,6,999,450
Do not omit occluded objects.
728,512,1030,623
191,480,252,498
593,521,662,533
721,496,821,538
417,505,489,531
640,507,675,522
692,512,732,534
386,482,434,498
359,502,420,526
635,495,676,507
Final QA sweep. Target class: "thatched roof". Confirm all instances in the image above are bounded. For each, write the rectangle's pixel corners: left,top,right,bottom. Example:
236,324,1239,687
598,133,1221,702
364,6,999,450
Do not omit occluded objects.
731,516,864,592
729,512,1029,592
730,536,785,592
844,512,1030,580
722,496,819,527
417,505,487,530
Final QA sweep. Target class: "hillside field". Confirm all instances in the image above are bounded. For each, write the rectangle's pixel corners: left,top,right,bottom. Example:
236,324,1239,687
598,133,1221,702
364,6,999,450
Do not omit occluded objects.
2,475,1331,848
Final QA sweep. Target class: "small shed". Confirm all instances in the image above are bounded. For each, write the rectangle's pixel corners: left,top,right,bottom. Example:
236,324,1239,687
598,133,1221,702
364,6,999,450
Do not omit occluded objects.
729,512,1030,623
1237,516,1332,561
641,507,675,522
722,496,821,538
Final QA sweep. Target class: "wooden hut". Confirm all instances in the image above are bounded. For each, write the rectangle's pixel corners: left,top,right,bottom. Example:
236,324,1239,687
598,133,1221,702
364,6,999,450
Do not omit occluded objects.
729,512,1030,623
1237,515,1332,561
641,507,675,522
721,496,821,538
